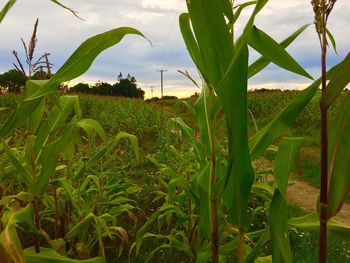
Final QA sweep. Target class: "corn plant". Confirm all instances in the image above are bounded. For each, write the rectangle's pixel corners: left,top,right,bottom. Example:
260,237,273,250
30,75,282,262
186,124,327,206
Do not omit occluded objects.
137,0,350,262
0,0,80,23
0,15,147,261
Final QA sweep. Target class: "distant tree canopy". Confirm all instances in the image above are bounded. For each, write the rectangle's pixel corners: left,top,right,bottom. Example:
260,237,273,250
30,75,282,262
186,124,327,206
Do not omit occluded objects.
69,73,145,99
0,69,27,92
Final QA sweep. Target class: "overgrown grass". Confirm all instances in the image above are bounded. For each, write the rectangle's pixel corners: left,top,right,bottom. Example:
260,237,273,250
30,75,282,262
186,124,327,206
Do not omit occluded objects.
289,206,350,263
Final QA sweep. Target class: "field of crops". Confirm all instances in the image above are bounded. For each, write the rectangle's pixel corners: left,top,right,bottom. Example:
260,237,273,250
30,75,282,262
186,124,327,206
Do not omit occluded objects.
1,0,350,262
1,92,349,262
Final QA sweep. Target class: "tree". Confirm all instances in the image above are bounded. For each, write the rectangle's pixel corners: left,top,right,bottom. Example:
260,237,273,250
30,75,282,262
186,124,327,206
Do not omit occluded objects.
113,76,144,99
67,73,145,99
0,69,27,92
68,83,90,94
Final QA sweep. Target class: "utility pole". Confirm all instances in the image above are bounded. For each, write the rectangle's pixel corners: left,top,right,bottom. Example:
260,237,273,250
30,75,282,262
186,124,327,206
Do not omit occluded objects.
156,69,167,99
149,86,154,98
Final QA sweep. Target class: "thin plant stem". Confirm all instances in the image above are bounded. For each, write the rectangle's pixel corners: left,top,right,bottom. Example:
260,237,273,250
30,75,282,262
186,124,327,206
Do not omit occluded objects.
53,185,59,240
33,197,41,253
206,86,219,263
237,228,245,263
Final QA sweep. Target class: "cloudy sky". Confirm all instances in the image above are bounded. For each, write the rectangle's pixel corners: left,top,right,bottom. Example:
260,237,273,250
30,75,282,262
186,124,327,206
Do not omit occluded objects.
0,0,349,98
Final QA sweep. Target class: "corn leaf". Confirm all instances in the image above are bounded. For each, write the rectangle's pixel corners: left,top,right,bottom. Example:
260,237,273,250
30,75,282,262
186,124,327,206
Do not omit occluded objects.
26,80,47,135
220,0,234,22
270,190,292,263
288,213,350,241
77,119,107,143
233,1,257,23
49,0,81,20
321,52,350,108
0,204,34,263
249,64,339,160
135,205,177,254
2,141,32,187
185,0,234,86
0,0,16,23
273,137,303,197
248,24,310,78
248,26,313,80
0,27,145,140
221,43,254,229
24,247,105,263
327,93,350,219
326,27,337,54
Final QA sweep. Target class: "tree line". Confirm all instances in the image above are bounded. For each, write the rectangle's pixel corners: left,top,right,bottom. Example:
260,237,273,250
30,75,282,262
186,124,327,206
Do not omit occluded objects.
68,73,145,99
0,70,145,99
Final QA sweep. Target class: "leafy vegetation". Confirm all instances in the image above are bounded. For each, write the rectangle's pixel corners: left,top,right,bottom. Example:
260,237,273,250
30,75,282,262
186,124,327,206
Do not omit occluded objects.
0,0,350,263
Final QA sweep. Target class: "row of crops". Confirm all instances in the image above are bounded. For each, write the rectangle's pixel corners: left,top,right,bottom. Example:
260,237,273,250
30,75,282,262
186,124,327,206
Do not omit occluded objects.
1,0,350,262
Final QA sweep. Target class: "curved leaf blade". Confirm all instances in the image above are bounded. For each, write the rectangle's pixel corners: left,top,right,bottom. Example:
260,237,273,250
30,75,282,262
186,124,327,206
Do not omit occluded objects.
321,52,350,108
248,24,310,78
0,28,145,140
327,93,350,219
270,190,292,263
248,26,313,80
0,0,16,23
24,247,105,263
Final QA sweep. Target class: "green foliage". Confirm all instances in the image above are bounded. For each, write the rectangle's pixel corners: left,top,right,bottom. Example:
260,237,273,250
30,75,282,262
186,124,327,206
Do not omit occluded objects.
0,0,16,23
0,70,27,92
69,74,145,99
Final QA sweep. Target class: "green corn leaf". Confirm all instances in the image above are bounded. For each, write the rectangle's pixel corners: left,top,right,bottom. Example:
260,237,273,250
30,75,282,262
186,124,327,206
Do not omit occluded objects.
185,0,234,86
32,124,75,196
288,213,350,241
49,0,82,20
66,213,96,239
245,229,270,263
0,192,33,206
273,137,303,197
233,1,257,23
0,27,145,140
29,27,146,100
220,0,234,22
135,205,177,254
110,131,139,161
35,96,79,162
197,162,211,238
221,43,254,229
144,244,170,263
179,13,204,75
248,24,310,78
26,80,47,135
217,0,269,92
327,93,350,219
248,26,313,80
255,256,272,263
321,52,350,108
0,0,16,23
77,119,107,143
0,204,34,263
194,85,222,161
270,190,293,263
166,117,203,163
326,27,337,54
249,64,339,160
1,141,31,187
24,247,105,263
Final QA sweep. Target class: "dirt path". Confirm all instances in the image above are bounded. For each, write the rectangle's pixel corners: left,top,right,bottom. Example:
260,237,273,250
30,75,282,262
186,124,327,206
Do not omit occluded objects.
287,178,350,225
